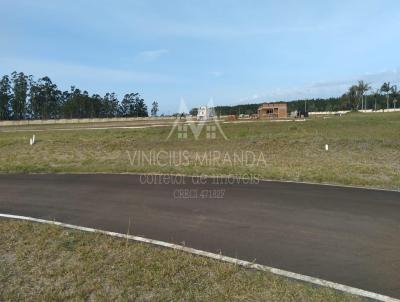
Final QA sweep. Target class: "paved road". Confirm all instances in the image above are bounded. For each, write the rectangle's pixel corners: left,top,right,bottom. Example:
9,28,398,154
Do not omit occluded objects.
0,174,399,298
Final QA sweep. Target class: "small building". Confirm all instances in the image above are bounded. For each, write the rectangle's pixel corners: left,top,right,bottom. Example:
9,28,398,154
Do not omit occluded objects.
197,106,214,121
258,102,287,119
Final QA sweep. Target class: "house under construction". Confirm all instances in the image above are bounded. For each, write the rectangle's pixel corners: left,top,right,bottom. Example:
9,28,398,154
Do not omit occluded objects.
258,102,288,119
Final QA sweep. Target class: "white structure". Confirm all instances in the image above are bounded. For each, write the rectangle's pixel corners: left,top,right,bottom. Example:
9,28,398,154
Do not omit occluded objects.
197,106,214,121
29,134,36,146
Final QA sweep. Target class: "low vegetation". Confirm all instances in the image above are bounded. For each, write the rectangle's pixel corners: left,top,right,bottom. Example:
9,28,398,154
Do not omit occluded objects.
0,112,399,189
0,219,359,301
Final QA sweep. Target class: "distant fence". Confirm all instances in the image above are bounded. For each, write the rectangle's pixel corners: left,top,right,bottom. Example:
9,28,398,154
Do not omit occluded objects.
358,109,400,113
308,111,350,115
1,109,399,126
0,116,176,127
309,108,400,115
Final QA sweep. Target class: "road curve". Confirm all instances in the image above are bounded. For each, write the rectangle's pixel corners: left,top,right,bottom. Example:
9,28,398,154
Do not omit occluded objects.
0,174,399,298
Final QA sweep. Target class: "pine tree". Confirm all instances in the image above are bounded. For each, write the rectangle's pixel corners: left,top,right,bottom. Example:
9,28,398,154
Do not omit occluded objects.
0,75,12,120
11,72,30,120
151,100,159,116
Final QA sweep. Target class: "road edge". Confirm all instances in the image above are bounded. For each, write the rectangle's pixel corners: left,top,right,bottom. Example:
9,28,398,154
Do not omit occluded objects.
1,213,399,302
0,172,398,192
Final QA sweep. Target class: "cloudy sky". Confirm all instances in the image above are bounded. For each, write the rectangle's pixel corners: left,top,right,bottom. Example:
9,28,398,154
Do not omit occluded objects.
1,0,400,113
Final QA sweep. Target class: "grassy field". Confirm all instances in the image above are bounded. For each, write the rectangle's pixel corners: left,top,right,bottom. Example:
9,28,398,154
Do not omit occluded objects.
0,112,399,189
0,218,359,301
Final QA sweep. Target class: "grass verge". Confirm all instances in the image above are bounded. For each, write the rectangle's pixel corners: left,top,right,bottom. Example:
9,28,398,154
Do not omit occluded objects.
0,219,360,301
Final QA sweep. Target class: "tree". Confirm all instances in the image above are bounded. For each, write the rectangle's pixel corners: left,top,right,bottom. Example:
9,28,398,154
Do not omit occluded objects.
11,72,30,120
151,100,159,116
67,87,82,118
120,93,138,117
391,85,399,109
80,91,93,118
372,89,381,111
356,80,371,110
101,93,119,118
0,75,12,120
29,79,41,118
381,82,391,109
134,97,148,117
344,85,359,111
90,94,103,118
29,76,60,119
119,93,148,117
189,108,198,116
62,87,92,118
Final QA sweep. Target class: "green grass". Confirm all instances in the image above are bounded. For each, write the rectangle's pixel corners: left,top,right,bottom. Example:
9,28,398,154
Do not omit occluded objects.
0,219,360,301
0,112,399,189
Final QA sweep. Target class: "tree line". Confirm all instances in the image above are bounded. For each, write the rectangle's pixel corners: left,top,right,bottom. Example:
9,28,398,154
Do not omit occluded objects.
291,81,399,113
2,72,398,120
193,81,400,116
0,72,159,120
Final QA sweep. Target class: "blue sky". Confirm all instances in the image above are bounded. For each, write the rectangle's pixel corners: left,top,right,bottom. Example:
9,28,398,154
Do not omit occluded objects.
1,0,400,113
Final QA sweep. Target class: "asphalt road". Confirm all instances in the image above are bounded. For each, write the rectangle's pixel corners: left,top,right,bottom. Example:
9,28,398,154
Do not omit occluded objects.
0,174,399,298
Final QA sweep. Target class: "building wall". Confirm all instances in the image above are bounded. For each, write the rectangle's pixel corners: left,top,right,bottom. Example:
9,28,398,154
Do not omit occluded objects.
258,103,287,119
197,106,214,120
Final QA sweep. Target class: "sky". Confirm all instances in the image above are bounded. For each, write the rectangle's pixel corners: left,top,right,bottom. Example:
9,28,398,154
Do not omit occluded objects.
1,0,400,114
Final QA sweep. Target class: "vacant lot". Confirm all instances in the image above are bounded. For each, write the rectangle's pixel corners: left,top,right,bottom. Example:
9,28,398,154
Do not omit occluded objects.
0,218,359,301
0,113,399,189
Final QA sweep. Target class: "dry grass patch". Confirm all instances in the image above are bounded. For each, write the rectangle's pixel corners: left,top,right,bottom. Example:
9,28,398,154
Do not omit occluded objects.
0,112,399,189
0,219,360,301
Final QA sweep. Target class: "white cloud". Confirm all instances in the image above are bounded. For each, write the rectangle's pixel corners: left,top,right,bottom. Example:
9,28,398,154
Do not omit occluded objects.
136,49,169,62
